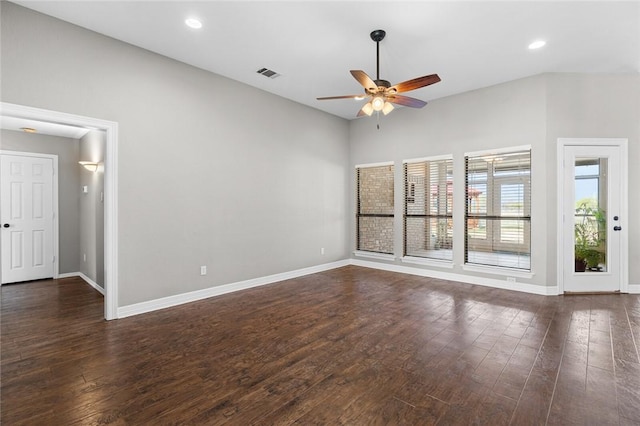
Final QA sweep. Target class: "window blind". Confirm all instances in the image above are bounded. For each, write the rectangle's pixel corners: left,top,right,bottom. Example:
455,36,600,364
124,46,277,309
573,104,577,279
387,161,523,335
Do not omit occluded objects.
404,158,453,260
465,150,531,270
357,164,394,254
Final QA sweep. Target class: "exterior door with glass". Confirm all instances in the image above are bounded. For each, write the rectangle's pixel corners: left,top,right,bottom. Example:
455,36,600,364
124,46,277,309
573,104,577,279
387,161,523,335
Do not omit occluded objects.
562,143,624,292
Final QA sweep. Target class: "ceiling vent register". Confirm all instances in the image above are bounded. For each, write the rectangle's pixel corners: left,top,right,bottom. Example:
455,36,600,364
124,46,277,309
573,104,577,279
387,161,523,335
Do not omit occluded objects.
256,68,281,79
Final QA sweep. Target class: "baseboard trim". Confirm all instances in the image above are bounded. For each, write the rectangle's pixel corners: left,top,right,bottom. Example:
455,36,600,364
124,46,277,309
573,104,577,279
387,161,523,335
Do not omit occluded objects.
628,284,640,294
349,259,559,296
117,259,350,319
120,255,640,319
58,272,105,295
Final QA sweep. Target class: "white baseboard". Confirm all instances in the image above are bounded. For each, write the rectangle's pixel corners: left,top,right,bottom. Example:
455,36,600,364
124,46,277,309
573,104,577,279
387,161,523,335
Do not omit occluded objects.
117,259,350,319
350,258,559,296
58,272,105,295
115,257,640,320
57,272,78,279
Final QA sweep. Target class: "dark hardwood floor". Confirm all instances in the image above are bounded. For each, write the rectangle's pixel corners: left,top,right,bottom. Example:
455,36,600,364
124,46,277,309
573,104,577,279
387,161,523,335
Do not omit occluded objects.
2,266,639,425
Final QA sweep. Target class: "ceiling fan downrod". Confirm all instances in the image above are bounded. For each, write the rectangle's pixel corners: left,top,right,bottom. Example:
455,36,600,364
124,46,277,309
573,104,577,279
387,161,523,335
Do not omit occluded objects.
370,29,386,81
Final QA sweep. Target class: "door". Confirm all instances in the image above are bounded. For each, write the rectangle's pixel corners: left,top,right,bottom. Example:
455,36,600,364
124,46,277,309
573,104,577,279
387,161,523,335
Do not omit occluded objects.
1,153,55,284
562,145,623,292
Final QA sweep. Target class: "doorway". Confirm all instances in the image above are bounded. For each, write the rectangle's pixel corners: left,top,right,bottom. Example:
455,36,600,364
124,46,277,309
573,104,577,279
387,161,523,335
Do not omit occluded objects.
0,102,119,320
557,138,628,293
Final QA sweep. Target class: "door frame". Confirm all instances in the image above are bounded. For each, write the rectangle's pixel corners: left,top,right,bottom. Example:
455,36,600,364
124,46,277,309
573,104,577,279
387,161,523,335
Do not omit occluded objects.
1,102,119,320
556,138,628,294
0,151,59,282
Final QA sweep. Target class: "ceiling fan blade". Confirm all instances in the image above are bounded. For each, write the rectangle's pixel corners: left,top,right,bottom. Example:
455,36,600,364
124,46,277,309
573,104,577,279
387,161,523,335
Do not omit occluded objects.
387,95,427,108
391,74,441,93
317,94,365,100
350,70,377,93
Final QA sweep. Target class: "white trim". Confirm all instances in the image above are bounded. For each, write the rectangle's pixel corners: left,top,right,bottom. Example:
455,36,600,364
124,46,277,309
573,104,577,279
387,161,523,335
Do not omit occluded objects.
462,264,534,279
401,256,454,269
59,271,105,295
628,284,640,294
464,144,532,158
78,272,105,295
57,272,76,278
556,140,564,294
353,250,396,261
0,150,59,281
355,161,394,169
1,102,119,320
557,138,628,147
403,154,453,164
351,258,556,296
117,260,350,319
111,253,634,319
556,138,628,294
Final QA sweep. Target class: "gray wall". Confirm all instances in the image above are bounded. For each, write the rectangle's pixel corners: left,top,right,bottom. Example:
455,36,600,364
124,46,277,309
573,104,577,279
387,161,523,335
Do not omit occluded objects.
0,129,81,274
1,2,350,306
79,130,105,287
545,73,640,286
349,73,639,288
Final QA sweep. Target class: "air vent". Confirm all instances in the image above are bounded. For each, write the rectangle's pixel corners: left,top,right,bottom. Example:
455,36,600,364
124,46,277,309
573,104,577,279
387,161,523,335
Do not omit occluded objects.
256,67,281,79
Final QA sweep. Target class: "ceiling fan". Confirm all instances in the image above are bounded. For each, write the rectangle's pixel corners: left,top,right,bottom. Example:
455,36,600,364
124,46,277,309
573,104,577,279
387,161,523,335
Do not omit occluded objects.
317,29,441,119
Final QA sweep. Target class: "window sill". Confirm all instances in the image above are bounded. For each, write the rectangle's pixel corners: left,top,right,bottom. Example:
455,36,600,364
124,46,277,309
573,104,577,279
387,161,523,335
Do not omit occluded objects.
353,251,396,261
462,264,534,279
401,256,454,269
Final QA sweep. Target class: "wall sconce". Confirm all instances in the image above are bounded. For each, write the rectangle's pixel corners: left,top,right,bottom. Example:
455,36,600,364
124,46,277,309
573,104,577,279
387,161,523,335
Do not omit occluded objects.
79,161,100,172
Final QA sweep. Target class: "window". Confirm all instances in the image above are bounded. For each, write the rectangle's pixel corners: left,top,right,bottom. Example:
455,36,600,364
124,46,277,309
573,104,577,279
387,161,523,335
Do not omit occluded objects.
404,157,453,260
465,149,531,270
356,163,394,254
574,158,607,272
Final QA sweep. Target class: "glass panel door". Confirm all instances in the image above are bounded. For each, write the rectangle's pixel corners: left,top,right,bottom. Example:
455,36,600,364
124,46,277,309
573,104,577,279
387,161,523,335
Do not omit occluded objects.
563,145,621,292
574,158,607,273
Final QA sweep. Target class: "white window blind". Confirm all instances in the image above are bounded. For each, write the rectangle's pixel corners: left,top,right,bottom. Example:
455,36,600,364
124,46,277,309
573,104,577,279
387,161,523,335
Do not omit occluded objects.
357,164,394,254
404,158,453,260
465,150,531,270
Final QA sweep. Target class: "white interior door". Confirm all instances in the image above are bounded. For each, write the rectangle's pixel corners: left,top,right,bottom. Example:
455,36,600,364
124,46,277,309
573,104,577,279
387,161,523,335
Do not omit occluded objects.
1,153,55,284
562,145,623,292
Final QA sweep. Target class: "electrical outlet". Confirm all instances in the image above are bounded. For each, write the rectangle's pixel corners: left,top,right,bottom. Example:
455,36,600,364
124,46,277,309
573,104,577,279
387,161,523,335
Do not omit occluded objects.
506,276,516,283
83,253,86,262
200,266,207,276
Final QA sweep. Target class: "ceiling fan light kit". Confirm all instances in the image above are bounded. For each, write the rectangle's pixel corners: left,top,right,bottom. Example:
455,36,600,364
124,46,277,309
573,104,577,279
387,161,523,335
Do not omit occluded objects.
317,29,441,126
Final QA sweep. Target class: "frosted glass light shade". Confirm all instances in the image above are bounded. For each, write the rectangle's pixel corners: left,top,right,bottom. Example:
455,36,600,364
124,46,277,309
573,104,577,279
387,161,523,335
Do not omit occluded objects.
371,96,385,111
382,102,394,115
361,102,374,116
79,161,99,172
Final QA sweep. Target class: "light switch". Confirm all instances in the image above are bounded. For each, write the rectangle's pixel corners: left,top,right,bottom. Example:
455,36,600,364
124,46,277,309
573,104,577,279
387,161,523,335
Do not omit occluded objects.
82,185,88,194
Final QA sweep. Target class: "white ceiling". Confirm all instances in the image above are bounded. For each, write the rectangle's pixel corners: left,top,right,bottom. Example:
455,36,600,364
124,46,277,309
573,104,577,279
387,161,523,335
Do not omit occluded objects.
11,1,640,120
1,116,91,139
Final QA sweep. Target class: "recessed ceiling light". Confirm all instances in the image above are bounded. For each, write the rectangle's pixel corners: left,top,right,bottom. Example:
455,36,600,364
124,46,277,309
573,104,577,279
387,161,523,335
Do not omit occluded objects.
185,18,202,29
20,127,37,133
528,40,546,50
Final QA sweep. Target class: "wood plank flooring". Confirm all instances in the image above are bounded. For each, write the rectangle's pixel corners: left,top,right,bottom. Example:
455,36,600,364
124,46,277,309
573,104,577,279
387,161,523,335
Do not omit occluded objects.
2,266,640,425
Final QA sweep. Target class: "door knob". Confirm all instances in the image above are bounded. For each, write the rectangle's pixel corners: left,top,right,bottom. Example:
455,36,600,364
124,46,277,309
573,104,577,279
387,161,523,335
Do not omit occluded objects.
2,223,9,228
613,226,622,231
